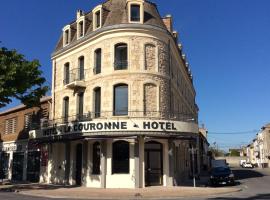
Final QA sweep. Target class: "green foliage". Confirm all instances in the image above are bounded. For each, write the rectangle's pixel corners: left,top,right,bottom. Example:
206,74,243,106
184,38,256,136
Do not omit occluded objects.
0,47,49,108
209,146,226,157
230,149,240,157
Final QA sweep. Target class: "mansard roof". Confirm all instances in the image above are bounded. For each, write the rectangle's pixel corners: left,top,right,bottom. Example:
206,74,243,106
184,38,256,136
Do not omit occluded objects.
53,0,167,53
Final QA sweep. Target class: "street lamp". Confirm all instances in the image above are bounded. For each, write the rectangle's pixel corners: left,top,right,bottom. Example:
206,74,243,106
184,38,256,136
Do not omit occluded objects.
189,146,198,187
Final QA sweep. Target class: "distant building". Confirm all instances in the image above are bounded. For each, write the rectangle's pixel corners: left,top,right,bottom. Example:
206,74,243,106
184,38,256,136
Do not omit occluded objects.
246,123,270,168
0,97,51,182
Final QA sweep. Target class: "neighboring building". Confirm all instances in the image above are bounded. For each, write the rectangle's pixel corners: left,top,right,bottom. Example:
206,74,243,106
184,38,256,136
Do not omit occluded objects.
30,0,200,188
198,127,210,171
246,123,270,168
0,97,51,182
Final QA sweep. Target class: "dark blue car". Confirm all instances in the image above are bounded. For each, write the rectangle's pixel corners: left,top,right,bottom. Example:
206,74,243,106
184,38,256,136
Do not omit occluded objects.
209,166,235,186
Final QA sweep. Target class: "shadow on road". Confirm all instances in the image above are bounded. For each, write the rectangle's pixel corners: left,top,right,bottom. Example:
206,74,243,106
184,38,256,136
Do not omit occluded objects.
208,193,270,200
232,169,264,180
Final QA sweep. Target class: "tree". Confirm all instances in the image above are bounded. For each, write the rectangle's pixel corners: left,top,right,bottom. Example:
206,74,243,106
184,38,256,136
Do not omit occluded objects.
0,47,49,108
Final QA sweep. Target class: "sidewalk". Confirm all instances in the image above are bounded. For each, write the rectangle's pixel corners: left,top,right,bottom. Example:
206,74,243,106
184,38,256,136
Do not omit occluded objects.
0,183,241,199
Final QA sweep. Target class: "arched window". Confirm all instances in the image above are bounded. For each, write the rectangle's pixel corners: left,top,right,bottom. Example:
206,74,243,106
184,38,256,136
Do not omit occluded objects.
78,56,84,80
114,43,128,70
94,49,102,74
92,142,101,175
113,84,128,116
63,97,69,122
64,62,70,85
94,87,101,118
112,141,129,174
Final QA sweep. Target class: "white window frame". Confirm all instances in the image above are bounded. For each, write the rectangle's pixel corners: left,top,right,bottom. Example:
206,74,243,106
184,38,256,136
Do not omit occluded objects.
127,0,144,24
92,5,102,31
62,25,71,47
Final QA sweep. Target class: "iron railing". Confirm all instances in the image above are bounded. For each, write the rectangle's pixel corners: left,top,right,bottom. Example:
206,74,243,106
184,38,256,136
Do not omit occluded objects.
39,111,198,128
63,68,87,85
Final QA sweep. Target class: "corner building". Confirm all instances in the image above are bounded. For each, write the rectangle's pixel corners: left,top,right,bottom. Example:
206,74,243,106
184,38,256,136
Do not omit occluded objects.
32,0,200,188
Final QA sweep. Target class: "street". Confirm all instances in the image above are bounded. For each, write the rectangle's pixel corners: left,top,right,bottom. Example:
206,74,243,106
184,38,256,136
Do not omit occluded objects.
0,168,269,200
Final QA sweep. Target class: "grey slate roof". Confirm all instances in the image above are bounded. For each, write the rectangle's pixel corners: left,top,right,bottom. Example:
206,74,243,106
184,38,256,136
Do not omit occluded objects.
53,0,167,53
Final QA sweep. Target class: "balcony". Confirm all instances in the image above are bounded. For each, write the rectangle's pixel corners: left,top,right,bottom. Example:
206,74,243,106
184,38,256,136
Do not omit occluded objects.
40,111,197,128
63,68,86,89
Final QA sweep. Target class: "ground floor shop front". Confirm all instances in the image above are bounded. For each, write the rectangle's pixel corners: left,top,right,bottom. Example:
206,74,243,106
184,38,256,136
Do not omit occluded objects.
38,135,199,188
0,140,41,182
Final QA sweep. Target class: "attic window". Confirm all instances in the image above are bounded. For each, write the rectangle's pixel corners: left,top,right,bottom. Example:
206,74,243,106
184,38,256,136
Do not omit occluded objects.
63,25,71,46
95,11,101,28
128,1,144,24
65,30,69,45
78,21,84,38
131,5,140,22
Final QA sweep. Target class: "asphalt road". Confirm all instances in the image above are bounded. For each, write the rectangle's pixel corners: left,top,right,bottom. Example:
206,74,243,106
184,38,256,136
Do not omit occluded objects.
0,167,269,200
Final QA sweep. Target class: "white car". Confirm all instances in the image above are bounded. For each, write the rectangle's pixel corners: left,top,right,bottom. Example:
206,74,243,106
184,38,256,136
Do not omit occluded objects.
243,162,253,168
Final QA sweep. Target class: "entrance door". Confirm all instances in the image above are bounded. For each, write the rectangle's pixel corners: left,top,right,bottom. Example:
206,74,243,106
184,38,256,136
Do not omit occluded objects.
75,144,82,185
0,153,9,179
12,152,24,181
27,151,41,182
144,141,163,186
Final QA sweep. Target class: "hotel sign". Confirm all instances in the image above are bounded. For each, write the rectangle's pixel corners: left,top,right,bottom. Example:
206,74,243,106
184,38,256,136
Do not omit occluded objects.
29,120,198,139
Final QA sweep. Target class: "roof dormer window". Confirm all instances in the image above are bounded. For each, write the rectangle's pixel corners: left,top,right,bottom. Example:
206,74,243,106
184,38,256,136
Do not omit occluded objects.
127,0,144,24
131,5,140,22
62,25,71,47
93,5,102,30
76,10,85,39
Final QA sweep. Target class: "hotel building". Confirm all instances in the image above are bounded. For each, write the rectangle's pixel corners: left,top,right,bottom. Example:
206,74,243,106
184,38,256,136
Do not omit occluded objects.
30,0,200,188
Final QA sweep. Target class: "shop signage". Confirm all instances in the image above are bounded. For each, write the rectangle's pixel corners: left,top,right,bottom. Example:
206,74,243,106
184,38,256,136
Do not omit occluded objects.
30,119,198,139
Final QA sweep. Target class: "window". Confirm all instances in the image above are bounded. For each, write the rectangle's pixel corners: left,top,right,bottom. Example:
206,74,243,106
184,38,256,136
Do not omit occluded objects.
92,142,101,175
78,21,84,37
95,10,101,28
112,141,129,174
77,93,84,120
64,63,70,85
94,49,102,74
5,117,17,134
131,5,140,22
94,87,101,118
63,97,69,122
78,56,84,80
114,84,128,116
64,29,69,45
114,43,128,70
24,113,32,130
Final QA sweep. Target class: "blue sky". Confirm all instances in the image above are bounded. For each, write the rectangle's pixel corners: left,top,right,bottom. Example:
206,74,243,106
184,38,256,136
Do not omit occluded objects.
1,0,269,150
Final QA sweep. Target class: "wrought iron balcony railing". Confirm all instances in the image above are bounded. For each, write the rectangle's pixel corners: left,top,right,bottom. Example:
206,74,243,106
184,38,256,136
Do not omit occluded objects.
63,68,86,85
39,111,198,128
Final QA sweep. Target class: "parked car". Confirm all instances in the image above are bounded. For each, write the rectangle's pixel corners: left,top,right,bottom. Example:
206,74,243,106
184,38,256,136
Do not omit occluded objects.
209,166,235,186
242,162,253,168
240,159,246,167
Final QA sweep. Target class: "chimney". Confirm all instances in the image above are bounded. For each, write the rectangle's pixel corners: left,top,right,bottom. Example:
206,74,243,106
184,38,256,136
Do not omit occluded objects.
77,9,84,19
162,14,173,33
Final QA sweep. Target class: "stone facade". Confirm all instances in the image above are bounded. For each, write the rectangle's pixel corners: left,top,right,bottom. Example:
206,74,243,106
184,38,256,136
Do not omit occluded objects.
52,34,196,121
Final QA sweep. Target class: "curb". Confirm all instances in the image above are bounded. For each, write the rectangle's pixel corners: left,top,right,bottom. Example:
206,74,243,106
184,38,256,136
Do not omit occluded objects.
18,188,243,200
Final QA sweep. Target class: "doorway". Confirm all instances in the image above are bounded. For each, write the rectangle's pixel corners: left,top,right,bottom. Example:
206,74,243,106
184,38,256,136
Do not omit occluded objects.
12,152,24,181
27,151,41,182
144,141,163,186
75,144,82,185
